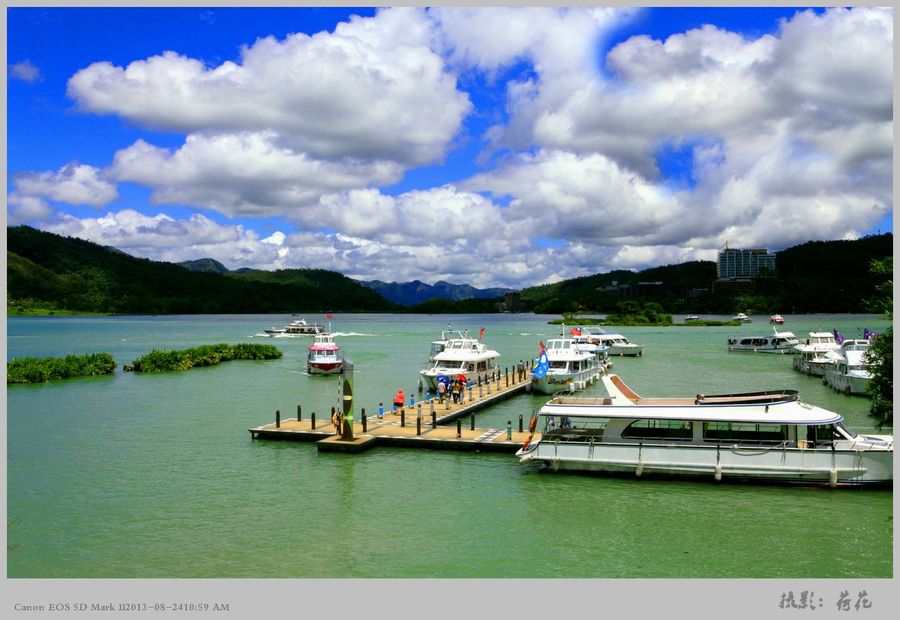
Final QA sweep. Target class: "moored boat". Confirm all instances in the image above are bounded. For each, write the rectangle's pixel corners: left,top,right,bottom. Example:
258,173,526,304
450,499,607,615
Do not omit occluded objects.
824,339,872,396
419,333,500,391
727,327,799,353
515,373,893,487
769,314,785,325
307,334,343,374
530,338,604,394
732,312,752,323
585,329,644,357
792,331,841,376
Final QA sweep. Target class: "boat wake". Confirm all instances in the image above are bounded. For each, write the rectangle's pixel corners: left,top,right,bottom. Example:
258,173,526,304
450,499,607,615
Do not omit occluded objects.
329,331,376,337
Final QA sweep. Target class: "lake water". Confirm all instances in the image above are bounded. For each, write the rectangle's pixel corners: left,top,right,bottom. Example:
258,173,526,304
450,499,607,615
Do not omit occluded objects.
5,313,893,579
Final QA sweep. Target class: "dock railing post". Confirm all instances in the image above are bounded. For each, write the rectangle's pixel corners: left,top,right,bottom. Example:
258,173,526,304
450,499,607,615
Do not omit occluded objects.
401,409,406,427
430,400,435,417
276,410,280,428
311,412,316,429
456,419,461,438
432,409,437,428
362,408,367,433
416,412,421,436
445,394,450,410
506,367,509,387
468,386,473,403
470,413,475,431
378,402,384,419
507,420,512,440
479,383,483,399
518,414,523,433
297,405,302,421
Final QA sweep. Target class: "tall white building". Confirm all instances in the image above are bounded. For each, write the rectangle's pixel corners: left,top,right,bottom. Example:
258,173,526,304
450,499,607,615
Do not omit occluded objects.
716,246,776,280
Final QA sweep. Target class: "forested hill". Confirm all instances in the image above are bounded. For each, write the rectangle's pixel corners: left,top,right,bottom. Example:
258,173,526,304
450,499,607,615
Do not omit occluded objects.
518,235,893,314
7,226,399,314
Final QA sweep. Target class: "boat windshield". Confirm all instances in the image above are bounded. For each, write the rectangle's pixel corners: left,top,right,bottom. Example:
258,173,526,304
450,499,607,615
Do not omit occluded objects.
836,422,858,439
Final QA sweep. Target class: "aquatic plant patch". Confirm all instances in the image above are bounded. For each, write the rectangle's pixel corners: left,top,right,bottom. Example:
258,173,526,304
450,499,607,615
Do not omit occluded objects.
129,343,282,372
7,352,117,384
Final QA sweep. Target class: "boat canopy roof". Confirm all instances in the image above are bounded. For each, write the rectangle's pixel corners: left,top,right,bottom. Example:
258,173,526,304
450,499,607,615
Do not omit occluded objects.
432,338,500,361
538,374,843,425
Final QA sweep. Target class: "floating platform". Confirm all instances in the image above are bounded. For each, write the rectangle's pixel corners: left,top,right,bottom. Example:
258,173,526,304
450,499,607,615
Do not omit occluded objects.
249,369,538,454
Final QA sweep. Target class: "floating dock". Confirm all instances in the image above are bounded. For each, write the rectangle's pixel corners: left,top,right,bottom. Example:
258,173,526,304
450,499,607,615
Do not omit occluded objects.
249,367,538,454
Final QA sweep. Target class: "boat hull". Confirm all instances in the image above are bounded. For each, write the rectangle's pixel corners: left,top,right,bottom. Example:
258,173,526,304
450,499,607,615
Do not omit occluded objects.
531,367,601,394
308,362,342,375
519,441,892,487
825,371,872,396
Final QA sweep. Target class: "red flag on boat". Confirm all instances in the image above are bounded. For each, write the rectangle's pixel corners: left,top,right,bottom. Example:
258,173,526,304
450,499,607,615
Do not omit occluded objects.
325,313,334,319
570,327,582,336
479,326,485,340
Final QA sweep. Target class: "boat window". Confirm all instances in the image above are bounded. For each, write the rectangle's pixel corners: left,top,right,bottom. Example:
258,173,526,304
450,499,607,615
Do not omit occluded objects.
622,419,693,440
703,422,787,443
804,424,845,445
835,423,857,439
549,361,568,370
467,363,475,371
543,416,608,440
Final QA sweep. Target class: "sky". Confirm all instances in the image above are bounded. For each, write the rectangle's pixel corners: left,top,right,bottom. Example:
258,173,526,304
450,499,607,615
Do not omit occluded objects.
5,5,894,289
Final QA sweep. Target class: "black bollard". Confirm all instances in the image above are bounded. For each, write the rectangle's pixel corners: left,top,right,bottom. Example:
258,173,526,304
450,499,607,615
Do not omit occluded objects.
276,409,281,428
518,414,523,433
311,412,316,429
362,408,367,433
297,405,302,421
470,413,475,431
506,368,509,387
457,419,462,438
401,409,405,427
432,410,437,428
416,415,421,436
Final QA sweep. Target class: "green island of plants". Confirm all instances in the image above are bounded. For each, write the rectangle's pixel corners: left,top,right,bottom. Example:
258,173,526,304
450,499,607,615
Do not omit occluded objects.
127,343,282,372
7,352,117,384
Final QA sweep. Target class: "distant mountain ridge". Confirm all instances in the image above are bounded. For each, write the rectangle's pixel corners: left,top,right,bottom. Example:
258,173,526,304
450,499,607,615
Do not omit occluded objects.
361,279,516,306
177,259,513,305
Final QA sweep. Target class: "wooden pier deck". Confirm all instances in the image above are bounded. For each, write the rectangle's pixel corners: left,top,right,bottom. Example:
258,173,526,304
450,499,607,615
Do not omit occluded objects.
249,369,537,454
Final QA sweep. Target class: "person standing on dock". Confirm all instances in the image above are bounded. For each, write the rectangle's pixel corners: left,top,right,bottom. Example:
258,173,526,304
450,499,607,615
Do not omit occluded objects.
436,380,446,403
393,388,405,413
451,379,461,403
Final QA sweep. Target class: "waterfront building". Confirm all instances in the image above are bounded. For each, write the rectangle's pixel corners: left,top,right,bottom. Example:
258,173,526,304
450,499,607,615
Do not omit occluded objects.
716,245,776,280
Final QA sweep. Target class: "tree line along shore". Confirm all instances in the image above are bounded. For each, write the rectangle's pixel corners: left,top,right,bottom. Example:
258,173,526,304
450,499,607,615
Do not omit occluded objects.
7,344,282,384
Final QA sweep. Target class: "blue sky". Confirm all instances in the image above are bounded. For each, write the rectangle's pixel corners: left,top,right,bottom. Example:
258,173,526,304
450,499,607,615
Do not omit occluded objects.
6,6,893,288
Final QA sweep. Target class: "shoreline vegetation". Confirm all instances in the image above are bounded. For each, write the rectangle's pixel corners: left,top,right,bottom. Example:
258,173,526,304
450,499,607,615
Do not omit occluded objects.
7,344,283,384
7,353,117,384
126,343,282,373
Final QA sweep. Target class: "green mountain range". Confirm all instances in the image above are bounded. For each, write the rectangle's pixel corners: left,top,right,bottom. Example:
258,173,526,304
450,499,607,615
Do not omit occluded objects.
6,225,893,315
7,226,398,314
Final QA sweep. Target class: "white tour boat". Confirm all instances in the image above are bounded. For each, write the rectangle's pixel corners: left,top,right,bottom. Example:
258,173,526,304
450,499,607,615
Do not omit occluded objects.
306,334,343,374
824,339,872,396
731,312,752,323
515,373,893,487
727,327,799,354
266,318,326,337
792,332,841,376
684,315,700,322
419,335,500,391
585,329,644,357
567,328,612,365
531,338,604,395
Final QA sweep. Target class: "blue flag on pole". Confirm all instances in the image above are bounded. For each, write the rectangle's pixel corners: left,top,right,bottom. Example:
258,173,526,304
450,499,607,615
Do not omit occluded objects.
532,342,550,379
833,329,845,344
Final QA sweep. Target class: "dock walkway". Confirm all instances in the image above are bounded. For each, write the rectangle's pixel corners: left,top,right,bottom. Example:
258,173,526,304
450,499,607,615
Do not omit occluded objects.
249,367,537,454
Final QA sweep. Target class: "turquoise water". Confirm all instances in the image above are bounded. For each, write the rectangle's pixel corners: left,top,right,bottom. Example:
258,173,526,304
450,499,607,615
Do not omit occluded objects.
6,313,893,578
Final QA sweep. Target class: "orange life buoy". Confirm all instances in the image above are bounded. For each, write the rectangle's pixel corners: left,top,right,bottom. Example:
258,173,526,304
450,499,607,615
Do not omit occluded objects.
521,436,531,450
528,414,537,433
